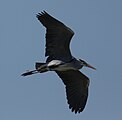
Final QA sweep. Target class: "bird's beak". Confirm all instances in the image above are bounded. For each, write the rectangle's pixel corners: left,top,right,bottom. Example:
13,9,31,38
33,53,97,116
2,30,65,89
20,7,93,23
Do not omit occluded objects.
86,64,96,70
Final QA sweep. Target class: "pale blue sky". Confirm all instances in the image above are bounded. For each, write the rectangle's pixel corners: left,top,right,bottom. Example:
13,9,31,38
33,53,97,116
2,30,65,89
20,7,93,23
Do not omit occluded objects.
0,0,122,120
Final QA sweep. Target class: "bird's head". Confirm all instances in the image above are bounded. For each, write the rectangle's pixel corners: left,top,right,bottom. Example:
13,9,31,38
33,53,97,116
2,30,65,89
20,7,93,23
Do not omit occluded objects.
79,59,96,70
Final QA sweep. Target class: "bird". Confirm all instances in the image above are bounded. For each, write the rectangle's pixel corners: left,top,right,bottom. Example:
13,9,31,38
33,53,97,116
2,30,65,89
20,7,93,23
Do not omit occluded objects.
21,11,96,114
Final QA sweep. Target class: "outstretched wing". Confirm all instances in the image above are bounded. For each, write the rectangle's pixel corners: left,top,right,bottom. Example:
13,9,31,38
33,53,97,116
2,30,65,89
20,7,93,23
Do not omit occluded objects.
36,11,74,62
56,70,89,113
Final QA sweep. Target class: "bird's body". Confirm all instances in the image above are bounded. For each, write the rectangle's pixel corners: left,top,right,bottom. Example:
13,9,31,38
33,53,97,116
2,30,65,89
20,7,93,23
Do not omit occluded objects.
22,11,96,114
37,58,83,72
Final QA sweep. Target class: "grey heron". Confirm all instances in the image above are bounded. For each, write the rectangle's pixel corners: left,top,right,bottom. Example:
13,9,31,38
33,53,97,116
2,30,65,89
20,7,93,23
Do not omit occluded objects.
21,11,96,114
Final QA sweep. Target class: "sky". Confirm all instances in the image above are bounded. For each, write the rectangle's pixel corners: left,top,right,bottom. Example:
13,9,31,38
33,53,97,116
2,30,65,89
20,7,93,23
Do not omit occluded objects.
0,0,122,120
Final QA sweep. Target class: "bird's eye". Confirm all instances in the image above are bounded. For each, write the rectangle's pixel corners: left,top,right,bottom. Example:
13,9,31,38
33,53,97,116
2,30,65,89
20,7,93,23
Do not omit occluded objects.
82,62,87,66
83,62,85,65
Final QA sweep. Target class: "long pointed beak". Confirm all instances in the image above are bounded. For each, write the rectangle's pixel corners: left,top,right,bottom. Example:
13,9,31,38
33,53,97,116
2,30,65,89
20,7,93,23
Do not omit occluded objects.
86,64,96,70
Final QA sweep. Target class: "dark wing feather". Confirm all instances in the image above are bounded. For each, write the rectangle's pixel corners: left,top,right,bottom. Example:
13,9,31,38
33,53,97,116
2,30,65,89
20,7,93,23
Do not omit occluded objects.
36,11,74,62
56,70,89,113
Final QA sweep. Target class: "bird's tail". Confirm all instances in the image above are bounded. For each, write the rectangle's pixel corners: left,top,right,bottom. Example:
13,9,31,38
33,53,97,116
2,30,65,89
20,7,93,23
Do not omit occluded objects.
21,62,48,76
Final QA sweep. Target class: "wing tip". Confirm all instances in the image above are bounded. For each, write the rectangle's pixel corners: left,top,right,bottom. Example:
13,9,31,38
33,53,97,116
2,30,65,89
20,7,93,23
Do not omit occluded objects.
36,11,45,18
69,105,85,114
36,10,49,18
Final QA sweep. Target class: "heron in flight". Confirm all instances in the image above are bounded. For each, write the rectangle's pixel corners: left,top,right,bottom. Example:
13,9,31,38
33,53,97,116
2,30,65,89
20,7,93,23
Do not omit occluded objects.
22,11,96,114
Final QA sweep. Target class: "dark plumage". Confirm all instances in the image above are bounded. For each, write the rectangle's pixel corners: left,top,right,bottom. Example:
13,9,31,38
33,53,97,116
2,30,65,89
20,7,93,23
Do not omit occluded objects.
36,11,74,62
56,70,89,113
22,11,96,114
